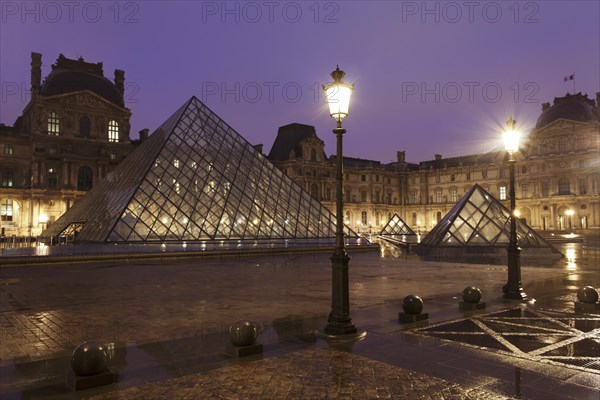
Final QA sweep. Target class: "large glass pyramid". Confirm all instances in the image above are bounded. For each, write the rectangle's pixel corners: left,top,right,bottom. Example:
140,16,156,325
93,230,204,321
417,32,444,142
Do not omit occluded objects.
378,214,416,236
42,97,357,244
418,184,561,257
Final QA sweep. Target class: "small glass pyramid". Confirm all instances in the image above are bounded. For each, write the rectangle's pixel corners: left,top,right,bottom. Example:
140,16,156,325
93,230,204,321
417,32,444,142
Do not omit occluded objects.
379,214,416,236
42,97,357,244
419,184,558,249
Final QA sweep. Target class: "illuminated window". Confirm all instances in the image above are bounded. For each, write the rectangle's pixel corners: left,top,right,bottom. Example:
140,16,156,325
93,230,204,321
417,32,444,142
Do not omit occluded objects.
1,199,13,221
499,186,507,200
435,190,442,203
1,167,14,187
4,144,13,155
108,120,119,142
48,112,60,135
450,189,457,202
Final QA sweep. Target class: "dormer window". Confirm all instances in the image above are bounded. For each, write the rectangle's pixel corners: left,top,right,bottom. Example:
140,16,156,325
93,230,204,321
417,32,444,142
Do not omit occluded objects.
48,112,60,135
108,120,119,142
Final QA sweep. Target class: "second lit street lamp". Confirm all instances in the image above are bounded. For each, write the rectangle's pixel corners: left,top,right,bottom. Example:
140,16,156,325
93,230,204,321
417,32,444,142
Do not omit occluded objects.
321,66,365,339
502,117,528,301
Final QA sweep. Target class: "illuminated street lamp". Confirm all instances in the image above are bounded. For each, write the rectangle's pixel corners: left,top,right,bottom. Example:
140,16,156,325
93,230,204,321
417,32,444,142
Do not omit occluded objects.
502,117,528,301
321,66,364,338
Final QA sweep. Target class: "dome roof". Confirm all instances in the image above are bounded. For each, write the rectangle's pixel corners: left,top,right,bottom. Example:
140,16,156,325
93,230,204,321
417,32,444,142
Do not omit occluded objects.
535,92,597,129
40,54,124,107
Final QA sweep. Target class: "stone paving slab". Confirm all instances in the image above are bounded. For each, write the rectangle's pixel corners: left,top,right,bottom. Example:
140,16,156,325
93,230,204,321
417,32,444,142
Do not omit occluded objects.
88,348,509,400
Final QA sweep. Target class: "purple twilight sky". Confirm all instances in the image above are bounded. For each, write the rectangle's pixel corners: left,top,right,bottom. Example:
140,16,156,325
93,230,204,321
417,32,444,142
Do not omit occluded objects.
1,1,598,163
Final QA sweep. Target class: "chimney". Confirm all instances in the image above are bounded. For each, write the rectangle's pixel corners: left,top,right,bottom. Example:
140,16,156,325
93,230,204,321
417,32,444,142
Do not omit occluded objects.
139,128,149,142
114,69,125,102
253,143,264,154
31,52,42,100
435,154,442,161
542,102,551,112
397,151,405,163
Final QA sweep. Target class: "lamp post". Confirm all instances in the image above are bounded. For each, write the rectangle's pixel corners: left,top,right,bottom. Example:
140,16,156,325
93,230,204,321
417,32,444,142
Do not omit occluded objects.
321,66,364,338
502,117,528,301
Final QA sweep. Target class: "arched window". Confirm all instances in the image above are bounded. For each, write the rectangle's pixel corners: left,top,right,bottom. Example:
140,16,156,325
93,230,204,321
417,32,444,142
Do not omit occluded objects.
77,166,93,191
558,177,570,195
310,148,317,162
48,112,60,135
79,116,90,137
47,168,58,189
558,137,568,153
108,120,119,142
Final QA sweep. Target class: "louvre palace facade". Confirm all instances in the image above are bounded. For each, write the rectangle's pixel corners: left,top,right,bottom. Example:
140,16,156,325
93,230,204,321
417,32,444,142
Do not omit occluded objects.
1,52,598,241
268,92,600,235
0,53,137,237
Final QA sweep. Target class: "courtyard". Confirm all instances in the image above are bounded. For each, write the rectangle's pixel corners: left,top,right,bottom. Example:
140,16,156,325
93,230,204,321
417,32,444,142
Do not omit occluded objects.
0,239,598,399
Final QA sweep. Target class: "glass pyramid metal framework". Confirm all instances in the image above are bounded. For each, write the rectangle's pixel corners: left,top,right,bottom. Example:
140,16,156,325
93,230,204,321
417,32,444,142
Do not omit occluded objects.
378,214,416,236
417,184,561,258
42,97,357,244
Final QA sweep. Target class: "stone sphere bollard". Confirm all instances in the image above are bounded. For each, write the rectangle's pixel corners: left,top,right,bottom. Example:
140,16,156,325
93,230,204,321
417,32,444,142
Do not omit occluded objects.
462,287,482,304
402,295,424,315
229,321,258,347
71,342,109,376
577,286,599,304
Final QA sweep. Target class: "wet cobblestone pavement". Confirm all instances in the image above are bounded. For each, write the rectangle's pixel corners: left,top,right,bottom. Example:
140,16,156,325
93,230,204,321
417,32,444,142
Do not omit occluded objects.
88,349,509,400
1,244,599,399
